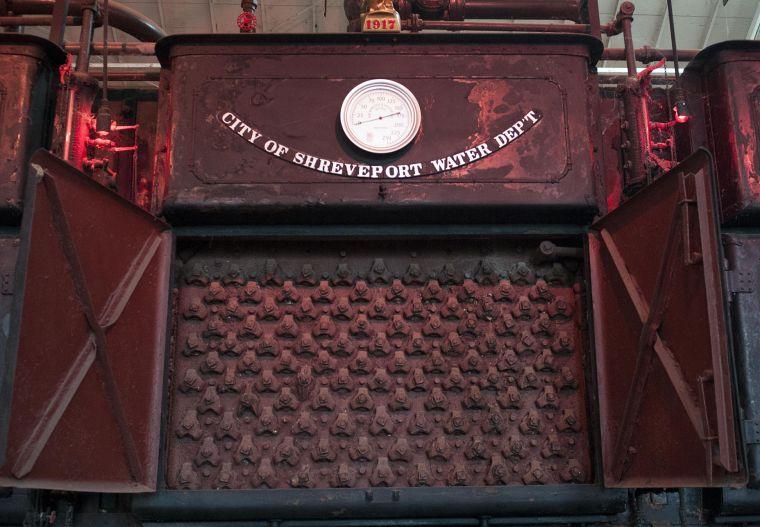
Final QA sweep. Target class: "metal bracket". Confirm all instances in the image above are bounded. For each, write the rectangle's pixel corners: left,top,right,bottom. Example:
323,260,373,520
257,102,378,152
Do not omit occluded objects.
743,419,760,445
726,268,754,295
679,172,703,266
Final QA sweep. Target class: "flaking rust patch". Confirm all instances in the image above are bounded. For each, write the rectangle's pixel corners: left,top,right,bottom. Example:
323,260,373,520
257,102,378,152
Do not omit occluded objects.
449,79,516,178
456,79,512,146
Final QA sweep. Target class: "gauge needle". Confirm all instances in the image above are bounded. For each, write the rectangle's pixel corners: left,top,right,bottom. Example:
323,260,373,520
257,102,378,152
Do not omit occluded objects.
354,112,401,126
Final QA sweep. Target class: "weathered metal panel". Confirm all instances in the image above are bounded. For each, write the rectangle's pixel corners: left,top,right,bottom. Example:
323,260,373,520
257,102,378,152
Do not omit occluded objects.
132,485,628,521
166,237,591,489
154,34,603,224
723,232,760,487
0,150,172,492
0,35,65,224
718,487,760,518
684,41,760,225
589,150,742,487
0,237,19,346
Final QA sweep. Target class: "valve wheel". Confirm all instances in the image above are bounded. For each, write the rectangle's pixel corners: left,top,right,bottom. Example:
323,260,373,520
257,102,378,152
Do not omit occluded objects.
237,11,257,32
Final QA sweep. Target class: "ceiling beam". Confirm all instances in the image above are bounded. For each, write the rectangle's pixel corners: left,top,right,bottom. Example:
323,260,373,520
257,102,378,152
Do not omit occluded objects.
653,2,669,48
155,0,166,31
748,2,760,40
600,0,623,68
268,4,312,32
208,0,217,32
312,0,322,32
701,0,721,49
602,0,623,48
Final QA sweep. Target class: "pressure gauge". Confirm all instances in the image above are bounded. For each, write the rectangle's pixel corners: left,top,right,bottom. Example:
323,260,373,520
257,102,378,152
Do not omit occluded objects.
340,79,422,154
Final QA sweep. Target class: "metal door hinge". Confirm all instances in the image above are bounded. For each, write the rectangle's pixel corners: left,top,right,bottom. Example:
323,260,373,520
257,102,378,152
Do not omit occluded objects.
726,269,754,294
743,419,760,444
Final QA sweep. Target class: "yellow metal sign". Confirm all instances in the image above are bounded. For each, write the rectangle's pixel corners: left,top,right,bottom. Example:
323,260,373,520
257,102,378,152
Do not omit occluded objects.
360,0,401,32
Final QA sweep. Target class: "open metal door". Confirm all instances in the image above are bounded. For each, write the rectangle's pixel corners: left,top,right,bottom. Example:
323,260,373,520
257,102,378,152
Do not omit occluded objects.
589,149,743,487
0,150,172,492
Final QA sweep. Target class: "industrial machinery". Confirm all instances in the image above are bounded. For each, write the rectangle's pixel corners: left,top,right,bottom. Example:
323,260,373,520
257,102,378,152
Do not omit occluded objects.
1,0,760,525
0,34,63,222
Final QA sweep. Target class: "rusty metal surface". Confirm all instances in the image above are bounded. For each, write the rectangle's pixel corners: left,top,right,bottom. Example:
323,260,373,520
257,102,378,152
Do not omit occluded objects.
166,237,591,490
0,35,65,224
154,34,603,224
0,237,19,404
0,150,172,493
683,41,760,224
589,150,742,488
723,233,760,487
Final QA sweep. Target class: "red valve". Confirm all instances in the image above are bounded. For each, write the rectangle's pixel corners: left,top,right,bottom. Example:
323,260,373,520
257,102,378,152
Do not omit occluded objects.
59,54,72,85
237,11,257,32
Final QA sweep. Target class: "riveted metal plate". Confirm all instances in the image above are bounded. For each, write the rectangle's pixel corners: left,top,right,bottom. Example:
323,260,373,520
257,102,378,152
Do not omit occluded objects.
166,238,591,489
724,233,760,485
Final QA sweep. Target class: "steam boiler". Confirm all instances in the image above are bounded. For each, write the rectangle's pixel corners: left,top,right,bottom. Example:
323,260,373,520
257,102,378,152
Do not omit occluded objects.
1,0,760,525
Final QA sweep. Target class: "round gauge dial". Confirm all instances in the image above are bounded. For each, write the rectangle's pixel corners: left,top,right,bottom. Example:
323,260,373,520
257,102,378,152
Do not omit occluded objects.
340,79,422,155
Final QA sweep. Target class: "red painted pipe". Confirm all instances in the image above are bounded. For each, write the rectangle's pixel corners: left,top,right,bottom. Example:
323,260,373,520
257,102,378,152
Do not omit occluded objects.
6,0,165,41
347,0,583,27
65,42,156,55
403,18,590,33
602,47,699,64
0,15,81,25
461,0,581,21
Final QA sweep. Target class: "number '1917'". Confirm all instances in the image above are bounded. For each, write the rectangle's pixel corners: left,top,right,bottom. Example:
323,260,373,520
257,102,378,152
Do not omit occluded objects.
366,18,395,30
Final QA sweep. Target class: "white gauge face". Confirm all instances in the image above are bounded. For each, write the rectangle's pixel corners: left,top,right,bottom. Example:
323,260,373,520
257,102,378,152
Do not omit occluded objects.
340,79,422,155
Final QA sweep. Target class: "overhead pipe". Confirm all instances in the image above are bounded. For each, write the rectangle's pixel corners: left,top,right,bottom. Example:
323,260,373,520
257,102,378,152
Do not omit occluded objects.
448,0,582,21
600,75,676,86
602,47,699,64
74,0,94,72
89,70,159,81
346,0,584,29
402,16,590,33
664,0,690,122
61,0,97,168
48,0,70,45
5,0,165,41
65,41,155,55
0,14,81,25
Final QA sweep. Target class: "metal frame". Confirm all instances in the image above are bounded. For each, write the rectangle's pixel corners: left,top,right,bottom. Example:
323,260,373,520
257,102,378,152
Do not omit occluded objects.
132,480,626,522
126,224,626,522
701,0,721,50
170,224,588,239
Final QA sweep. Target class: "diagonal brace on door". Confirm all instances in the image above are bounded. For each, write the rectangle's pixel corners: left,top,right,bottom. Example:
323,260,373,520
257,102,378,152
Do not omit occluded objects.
10,172,164,481
598,175,709,481
607,202,690,481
